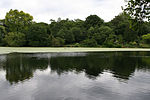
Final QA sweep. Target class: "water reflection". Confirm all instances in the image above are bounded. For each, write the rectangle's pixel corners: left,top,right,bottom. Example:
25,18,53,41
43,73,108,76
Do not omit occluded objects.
0,52,150,84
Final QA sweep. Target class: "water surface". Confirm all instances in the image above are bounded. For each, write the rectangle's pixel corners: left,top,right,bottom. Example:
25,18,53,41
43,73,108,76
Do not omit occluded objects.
0,52,150,100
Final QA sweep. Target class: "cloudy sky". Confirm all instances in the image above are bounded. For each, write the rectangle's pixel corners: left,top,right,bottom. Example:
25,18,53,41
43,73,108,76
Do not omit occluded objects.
0,0,125,23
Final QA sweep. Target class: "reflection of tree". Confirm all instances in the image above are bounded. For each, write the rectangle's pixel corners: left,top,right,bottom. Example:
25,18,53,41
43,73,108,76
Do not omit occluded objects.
50,53,111,79
1,52,150,84
50,52,150,80
0,55,6,70
3,53,48,84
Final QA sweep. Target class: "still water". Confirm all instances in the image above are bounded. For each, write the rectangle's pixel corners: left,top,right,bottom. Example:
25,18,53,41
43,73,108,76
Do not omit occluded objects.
0,52,150,100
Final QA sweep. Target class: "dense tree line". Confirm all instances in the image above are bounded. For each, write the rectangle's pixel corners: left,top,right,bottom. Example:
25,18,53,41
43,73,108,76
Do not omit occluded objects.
0,9,150,47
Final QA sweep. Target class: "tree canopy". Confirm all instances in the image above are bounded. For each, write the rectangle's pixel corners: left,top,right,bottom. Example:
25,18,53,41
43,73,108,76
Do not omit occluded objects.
5,9,33,33
124,0,150,22
0,8,150,48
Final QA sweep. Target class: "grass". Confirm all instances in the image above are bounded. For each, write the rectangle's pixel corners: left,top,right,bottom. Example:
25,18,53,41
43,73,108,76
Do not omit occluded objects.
1,47,150,54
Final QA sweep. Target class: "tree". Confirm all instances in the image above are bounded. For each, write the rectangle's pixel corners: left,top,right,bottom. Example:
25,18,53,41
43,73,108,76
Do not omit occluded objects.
4,32,26,47
71,27,83,42
81,39,98,47
0,26,6,45
49,18,75,37
84,15,104,29
57,28,75,44
109,13,138,42
109,13,130,35
124,0,150,22
5,9,33,33
124,0,150,35
87,27,95,38
97,26,114,44
26,23,50,47
51,37,65,47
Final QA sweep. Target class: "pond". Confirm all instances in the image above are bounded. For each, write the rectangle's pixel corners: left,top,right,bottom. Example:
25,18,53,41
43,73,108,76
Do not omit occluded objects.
0,52,150,100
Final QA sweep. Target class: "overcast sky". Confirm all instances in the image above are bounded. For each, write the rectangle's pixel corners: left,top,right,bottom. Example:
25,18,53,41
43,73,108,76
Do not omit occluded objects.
0,0,125,23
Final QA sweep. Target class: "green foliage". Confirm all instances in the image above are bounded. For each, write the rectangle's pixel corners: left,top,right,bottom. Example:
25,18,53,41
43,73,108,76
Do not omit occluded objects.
5,9,33,33
110,13,138,42
85,15,104,29
124,0,150,35
0,26,6,45
26,23,50,47
0,9,150,48
49,19,75,37
97,26,114,44
81,39,98,47
4,32,26,47
124,0,150,22
51,37,65,47
58,28,75,44
99,26,114,35
142,33,150,44
110,13,130,35
87,27,95,38
71,27,83,42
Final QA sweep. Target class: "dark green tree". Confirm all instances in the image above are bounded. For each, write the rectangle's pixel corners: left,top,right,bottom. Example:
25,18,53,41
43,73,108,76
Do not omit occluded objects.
0,26,6,45
58,28,75,44
110,13,138,43
71,27,83,43
95,26,114,45
4,32,26,47
84,15,104,29
26,23,50,47
81,39,98,47
51,37,65,47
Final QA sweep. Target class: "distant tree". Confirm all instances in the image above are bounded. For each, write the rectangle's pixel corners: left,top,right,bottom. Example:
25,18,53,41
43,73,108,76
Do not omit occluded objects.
110,13,138,42
5,9,33,33
71,27,83,42
103,34,118,47
99,26,114,44
26,23,50,47
87,27,95,38
4,32,26,47
49,19,75,37
0,26,6,45
81,39,98,47
51,37,65,47
84,15,104,29
58,28,75,44
110,13,129,35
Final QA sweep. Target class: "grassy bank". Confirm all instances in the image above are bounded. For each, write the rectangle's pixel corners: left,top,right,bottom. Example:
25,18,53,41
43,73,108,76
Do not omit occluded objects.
1,47,150,55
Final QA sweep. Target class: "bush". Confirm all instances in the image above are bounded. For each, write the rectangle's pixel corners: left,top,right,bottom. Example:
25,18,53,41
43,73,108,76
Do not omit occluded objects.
51,37,65,47
142,33,150,44
103,42,115,48
81,39,98,47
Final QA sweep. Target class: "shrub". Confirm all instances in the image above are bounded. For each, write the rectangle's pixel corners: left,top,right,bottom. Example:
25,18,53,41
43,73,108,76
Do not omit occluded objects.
81,39,98,47
142,33,150,44
51,37,65,47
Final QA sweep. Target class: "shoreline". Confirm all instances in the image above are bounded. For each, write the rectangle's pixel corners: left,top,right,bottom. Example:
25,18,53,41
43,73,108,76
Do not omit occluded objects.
1,47,150,55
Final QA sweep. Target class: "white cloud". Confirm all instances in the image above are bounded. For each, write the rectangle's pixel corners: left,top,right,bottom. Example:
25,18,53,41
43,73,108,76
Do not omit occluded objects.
0,0,125,23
